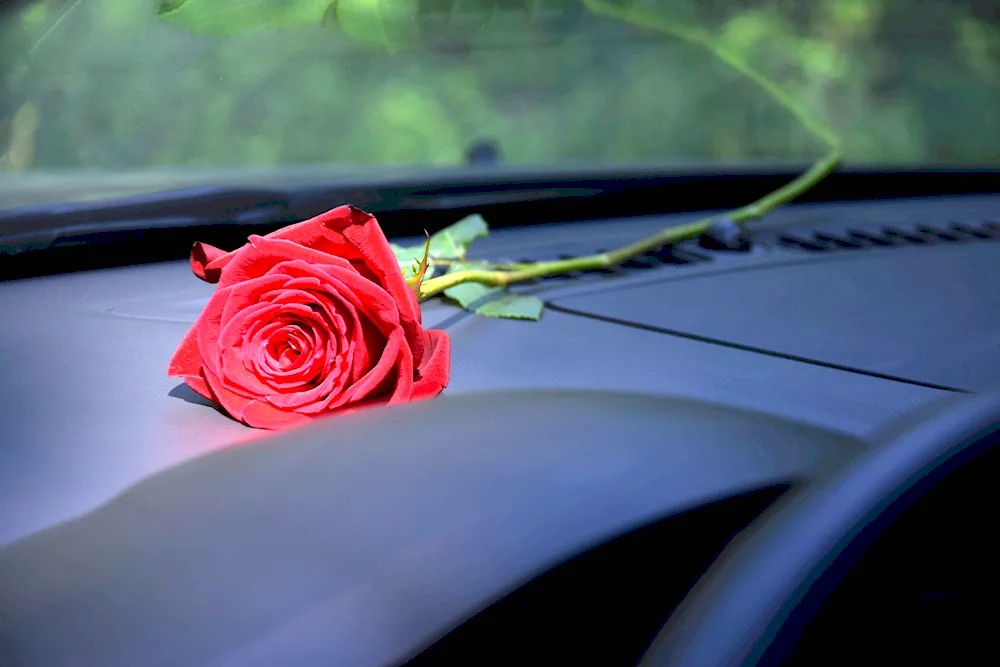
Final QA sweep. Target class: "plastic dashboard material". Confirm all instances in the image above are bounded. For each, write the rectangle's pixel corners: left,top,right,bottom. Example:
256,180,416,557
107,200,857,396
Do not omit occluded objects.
550,241,999,391
0,390,861,667
2,196,987,546
0,193,997,666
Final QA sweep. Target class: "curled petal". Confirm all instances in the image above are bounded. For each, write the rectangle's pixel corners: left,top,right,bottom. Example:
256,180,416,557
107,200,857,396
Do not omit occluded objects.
297,328,409,415
168,324,204,380
411,330,451,401
265,285,369,390
219,302,332,396
221,273,292,324
246,319,329,390
190,241,229,283
338,209,424,352
215,236,354,289
274,260,401,336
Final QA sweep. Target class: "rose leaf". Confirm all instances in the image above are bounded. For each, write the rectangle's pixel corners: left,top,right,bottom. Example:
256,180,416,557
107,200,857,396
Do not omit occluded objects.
474,294,544,320
336,0,419,53
443,281,504,309
391,242,424,265
428,214,489,260
156,0,332,35
443,267,543,320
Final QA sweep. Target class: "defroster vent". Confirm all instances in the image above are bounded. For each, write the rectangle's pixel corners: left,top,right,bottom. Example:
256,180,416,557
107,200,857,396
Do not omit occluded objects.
778,221,999,252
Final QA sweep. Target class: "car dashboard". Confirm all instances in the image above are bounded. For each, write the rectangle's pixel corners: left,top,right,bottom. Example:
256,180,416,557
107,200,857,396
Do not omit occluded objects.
0,193,998,666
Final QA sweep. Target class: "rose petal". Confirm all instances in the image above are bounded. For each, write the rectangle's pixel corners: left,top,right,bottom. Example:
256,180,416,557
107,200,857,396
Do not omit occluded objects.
260,330,348,410
344,327,412,404
297,327,410,414
246,321,310,379
338,209,424,338
276,276,395,392
240,399,313,430
175,206,455,430
201,365,253,421
200,365,307,429
247,206,425,361
215,236,355,290
194,207,367,284
272,260,401,336
219,303,334,397
263,285,365,386
190,241,229,283
168,324,204,378
351,315,384,385
252,320,328,387
218,301,286,354
221,273,292,324
167,326,216,399
191,206,423,361
195,284,239,379
411,329,451,400
216,302,287,395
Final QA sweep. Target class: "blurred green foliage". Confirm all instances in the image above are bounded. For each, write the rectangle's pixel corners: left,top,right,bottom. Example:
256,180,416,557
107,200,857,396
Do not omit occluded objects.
0,0,997,172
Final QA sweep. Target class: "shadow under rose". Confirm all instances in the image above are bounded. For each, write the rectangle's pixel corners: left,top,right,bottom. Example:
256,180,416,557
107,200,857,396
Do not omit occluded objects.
167,382,271,444
166,382,270,452
168,382,220,409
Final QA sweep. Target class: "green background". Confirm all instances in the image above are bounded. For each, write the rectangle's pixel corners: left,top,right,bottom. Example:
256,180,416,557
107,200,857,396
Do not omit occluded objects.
1,0,998,172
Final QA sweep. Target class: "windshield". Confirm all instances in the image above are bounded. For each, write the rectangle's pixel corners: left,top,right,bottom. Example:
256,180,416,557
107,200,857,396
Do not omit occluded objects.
0,0,998,210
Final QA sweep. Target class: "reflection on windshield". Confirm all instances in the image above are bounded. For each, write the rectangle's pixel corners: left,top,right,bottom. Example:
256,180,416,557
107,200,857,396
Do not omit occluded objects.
0,0,998,180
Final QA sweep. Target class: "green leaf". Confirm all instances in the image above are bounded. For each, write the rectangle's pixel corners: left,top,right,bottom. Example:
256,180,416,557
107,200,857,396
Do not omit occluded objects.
336,0,419,53
442,262,543,320
428,214,489,260
391,242,423,265
445,283,544,321
443,281,504,309
475,294,544,320
156,0,332,35
441,260,493,306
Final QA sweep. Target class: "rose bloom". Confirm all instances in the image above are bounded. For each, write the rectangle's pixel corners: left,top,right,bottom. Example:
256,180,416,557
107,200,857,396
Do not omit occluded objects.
168,205,450,430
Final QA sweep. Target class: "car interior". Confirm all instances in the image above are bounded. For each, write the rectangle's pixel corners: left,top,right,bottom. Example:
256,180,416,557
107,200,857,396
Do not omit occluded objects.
2,182,998,666
1,0,999,665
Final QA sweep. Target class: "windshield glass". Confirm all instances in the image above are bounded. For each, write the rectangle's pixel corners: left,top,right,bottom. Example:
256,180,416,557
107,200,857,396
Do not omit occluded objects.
1,0,998,209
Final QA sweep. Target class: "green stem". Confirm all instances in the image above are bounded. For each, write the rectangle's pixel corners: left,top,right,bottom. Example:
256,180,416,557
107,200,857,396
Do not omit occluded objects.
419,1,842,301
430,258,532,271
584,0,841,147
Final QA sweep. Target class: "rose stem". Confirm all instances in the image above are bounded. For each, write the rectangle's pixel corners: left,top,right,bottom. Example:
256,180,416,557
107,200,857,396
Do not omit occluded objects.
418,1,842,301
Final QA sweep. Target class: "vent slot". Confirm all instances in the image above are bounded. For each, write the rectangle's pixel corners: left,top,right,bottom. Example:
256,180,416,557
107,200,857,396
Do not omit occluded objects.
778,221,998,253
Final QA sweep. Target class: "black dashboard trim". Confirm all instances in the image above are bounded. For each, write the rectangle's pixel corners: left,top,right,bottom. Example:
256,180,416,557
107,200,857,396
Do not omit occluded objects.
2,167,997,280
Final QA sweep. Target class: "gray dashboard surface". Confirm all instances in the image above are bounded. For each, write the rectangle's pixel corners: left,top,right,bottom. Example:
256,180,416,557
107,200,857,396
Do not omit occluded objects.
0,390,862,667
0,195,989,549
550,241,1000,392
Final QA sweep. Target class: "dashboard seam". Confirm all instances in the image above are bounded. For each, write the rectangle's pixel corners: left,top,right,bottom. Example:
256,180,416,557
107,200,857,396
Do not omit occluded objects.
545,302,970,394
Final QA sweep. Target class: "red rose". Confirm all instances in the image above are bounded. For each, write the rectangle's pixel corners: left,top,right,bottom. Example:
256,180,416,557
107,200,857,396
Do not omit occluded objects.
168,205,450,430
